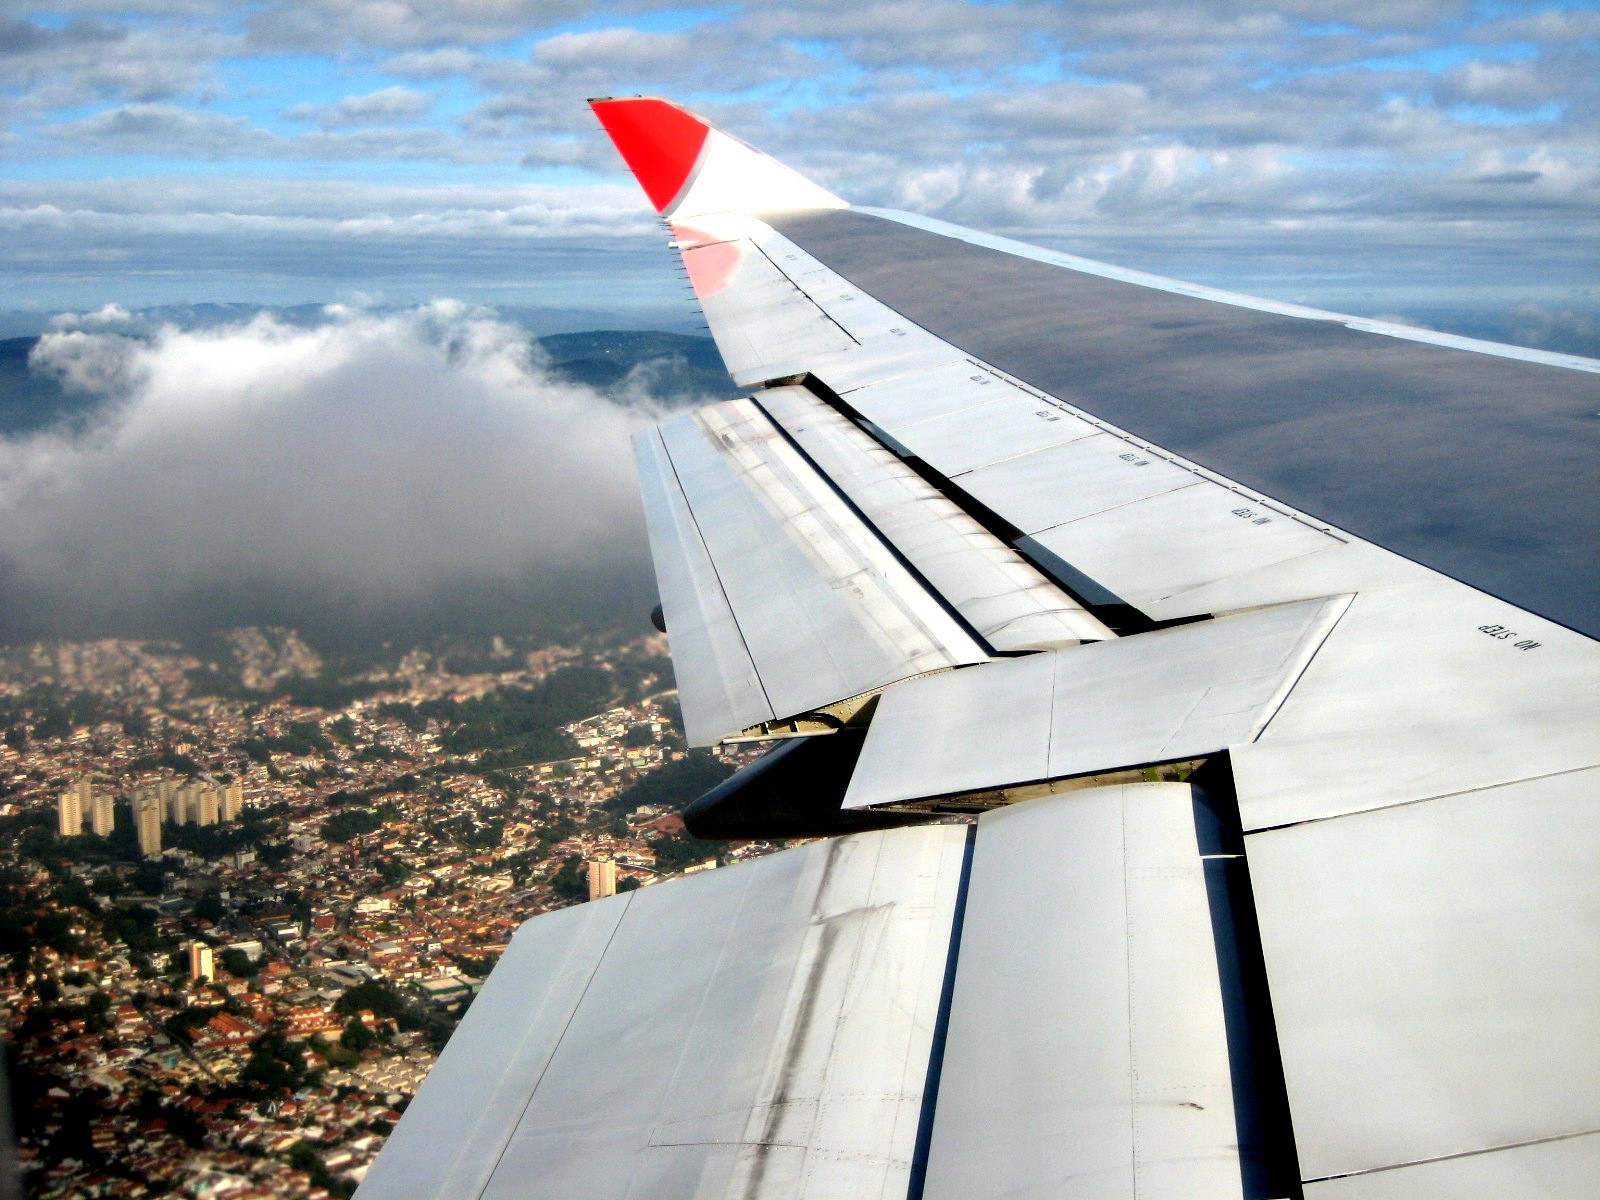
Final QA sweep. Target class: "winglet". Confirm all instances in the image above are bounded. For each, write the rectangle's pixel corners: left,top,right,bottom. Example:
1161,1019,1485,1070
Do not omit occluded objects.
589,96,846,220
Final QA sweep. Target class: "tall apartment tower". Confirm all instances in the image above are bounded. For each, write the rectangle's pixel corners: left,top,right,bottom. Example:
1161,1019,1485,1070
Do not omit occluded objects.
56,782,85,837
221,783,244,822
181,782,207,825
586,853,618,902
195,786,220,827
90,786,115,836
158,779,182,825
134,792,162,858
188,941,214,983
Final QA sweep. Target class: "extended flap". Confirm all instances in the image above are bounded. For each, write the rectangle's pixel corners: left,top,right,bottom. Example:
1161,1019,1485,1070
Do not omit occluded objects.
844,597,1346,809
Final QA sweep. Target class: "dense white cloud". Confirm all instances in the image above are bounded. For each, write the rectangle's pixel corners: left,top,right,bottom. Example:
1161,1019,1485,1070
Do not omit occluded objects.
0,303,662,639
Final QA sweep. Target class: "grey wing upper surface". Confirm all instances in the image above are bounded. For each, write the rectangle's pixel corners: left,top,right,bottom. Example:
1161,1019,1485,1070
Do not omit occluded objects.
357,97,1600,1200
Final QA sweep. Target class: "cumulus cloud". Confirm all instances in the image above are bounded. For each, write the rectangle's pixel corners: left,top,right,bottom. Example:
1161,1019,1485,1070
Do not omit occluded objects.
0,13,224,112
0,303,665,643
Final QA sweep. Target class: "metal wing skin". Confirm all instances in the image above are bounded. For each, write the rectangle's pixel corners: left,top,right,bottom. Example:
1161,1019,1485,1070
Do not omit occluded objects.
358,98,1600,1200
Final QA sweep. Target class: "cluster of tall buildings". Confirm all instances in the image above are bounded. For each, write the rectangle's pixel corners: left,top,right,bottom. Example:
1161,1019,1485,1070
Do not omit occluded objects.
56,777,115,838
57,777,246,858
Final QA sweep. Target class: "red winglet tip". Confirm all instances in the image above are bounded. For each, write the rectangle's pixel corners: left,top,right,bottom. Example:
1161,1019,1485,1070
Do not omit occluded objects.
591,97,711,214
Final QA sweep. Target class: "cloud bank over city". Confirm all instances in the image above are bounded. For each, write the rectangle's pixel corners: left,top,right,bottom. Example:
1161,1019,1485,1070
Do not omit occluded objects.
3,1,1596,339
0,304,658,643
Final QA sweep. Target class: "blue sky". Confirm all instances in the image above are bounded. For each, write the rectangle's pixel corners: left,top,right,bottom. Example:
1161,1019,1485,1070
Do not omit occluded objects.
4,1,1598,347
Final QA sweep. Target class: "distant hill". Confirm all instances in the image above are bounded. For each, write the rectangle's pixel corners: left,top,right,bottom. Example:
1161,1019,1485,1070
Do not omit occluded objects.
0,324,732,438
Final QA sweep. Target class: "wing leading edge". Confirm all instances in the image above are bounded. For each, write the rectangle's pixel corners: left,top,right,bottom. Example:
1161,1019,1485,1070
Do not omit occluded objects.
358,97,1600,1200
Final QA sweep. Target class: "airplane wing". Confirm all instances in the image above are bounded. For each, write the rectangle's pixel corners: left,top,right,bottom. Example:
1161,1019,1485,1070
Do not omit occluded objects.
357,98,1600,1199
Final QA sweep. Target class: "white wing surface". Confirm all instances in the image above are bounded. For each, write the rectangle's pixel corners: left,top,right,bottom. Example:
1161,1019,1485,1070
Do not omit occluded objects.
358,97,1600,1200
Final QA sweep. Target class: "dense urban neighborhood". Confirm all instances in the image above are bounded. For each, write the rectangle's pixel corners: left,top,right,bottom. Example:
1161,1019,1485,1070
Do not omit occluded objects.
0,627,772,1197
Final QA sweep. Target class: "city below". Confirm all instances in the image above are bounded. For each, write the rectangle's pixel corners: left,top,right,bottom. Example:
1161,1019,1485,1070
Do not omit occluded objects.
0,626,774,1198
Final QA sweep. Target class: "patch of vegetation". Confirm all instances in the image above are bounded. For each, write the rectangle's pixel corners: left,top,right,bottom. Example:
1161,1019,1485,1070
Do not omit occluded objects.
387,665,616,766
321,807,387,844
602,749,734,815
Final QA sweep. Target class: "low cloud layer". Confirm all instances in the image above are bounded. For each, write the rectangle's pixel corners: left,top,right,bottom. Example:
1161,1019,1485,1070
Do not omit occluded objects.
0,303,663,644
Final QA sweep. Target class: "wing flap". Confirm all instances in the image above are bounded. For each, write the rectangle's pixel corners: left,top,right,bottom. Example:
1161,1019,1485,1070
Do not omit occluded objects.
360,826,970,1200
1025,482,1341,612
1234,578,1600,828
843,598,1345,810
1248,767,1600,1181
353,899,630,1200
956,432,1205,534
363,785,1279,1200
887,388,1102,476
638,399,989,744
756,384,1112,650
924,783,1255,1199
635,426,776,742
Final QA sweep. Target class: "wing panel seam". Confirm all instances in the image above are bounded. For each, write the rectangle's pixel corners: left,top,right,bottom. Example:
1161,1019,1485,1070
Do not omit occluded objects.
751,388,1002,657
750,238,863,349
1301,1124,1600,1184
1243,761,1600,836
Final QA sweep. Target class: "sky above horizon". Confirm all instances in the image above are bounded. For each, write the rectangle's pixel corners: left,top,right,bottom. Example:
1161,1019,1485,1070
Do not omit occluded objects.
4,1,1599,348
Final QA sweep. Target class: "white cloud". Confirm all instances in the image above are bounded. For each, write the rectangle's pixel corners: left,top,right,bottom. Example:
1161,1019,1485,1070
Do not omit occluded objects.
244,0,593,50
0,13,227,111
3,303,666,639
284,86,435,129
383,47,480,79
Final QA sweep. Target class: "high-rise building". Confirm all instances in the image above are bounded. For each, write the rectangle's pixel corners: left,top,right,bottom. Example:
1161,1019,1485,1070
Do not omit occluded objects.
90,785,115,836
587,853,618,902
158,779,182,825
195,786,220,826
56,783,85,837
134,791,162,858
221,782,244,822
188,941,214,983
180,782,206,825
